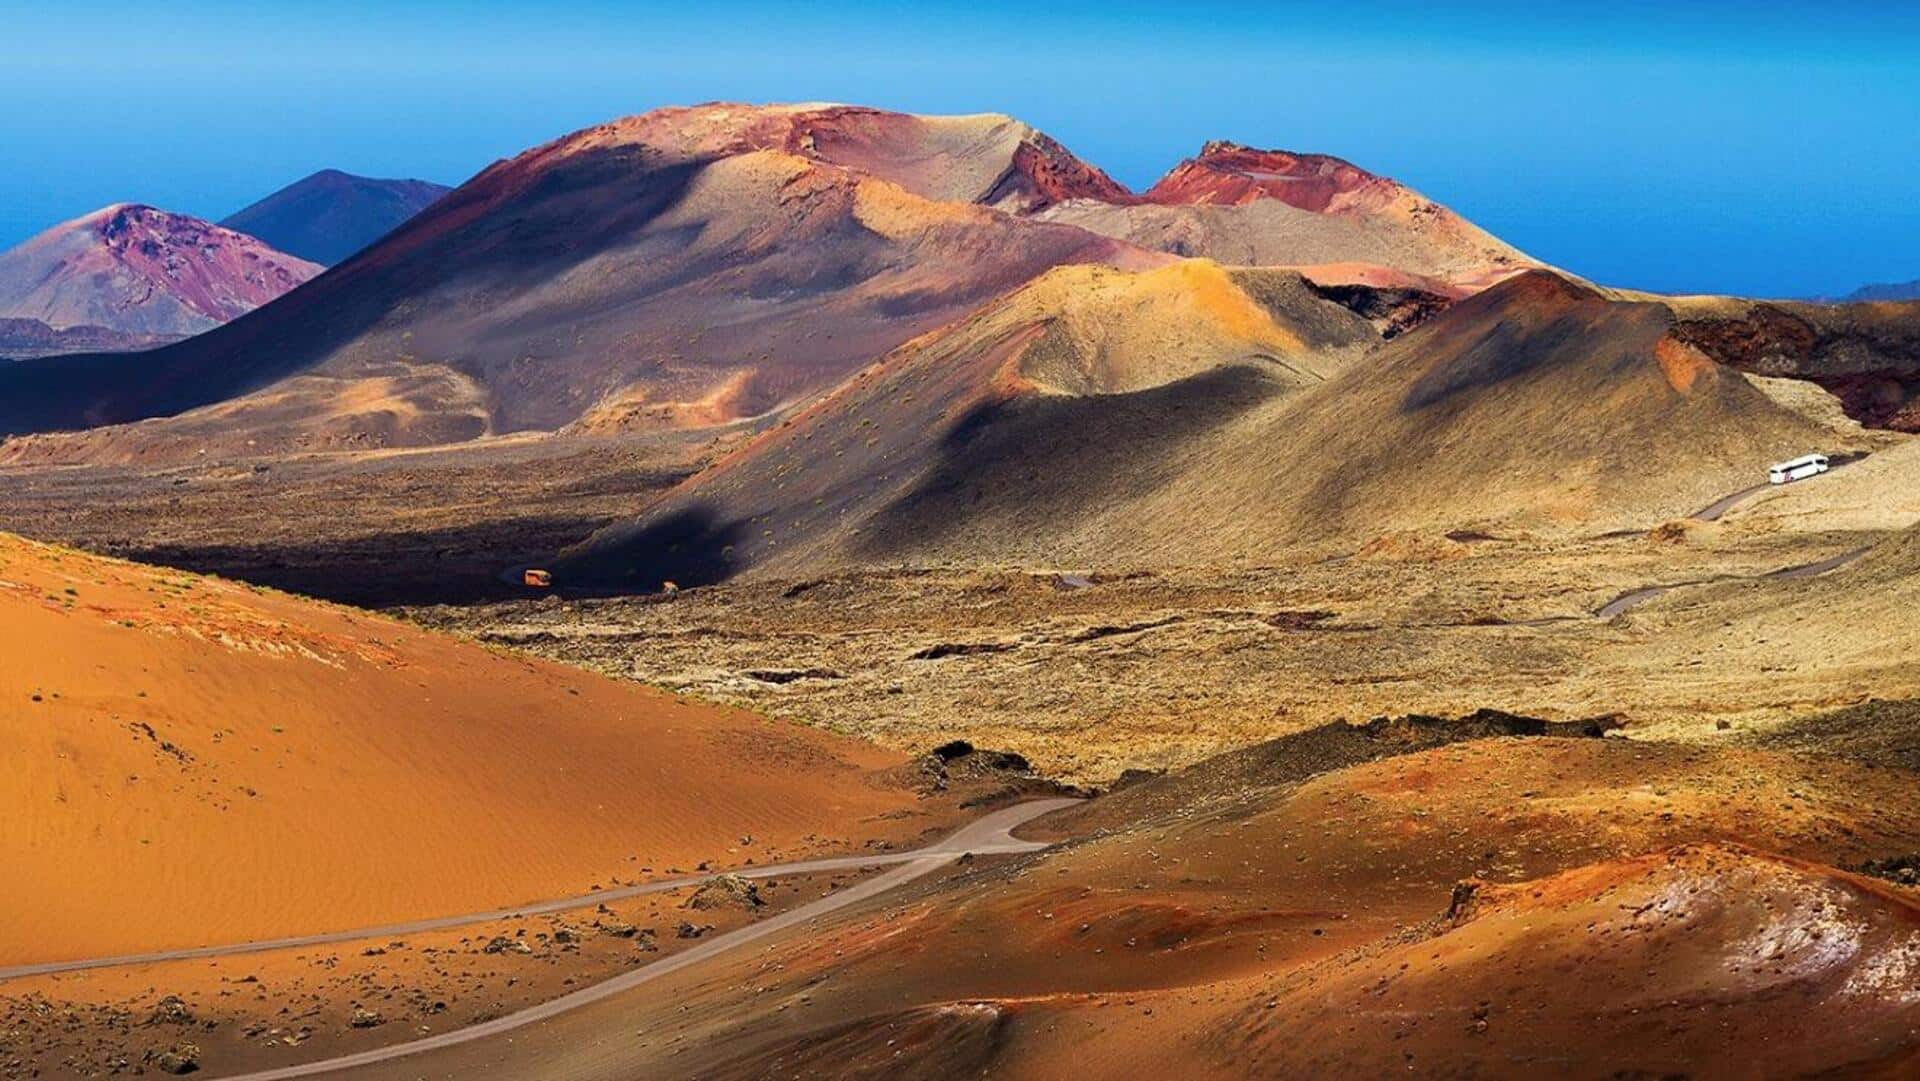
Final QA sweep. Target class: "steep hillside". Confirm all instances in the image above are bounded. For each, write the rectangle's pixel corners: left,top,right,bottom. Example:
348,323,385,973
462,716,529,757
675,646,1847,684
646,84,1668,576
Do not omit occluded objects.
0,104,1148,455
557,259,1382,586
1031,141,1537,292
559,270,1854,585
0,204,319,339
221,168,451,265
0,532,922,963
1667,295,1920,431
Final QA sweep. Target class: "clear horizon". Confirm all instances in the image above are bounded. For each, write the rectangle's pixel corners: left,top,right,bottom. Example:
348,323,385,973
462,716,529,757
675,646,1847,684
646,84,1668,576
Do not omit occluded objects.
3,0,1917,297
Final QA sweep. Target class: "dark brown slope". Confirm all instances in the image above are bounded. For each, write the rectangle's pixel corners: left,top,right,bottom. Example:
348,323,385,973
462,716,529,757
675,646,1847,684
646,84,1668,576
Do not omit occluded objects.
0,104,1149,456
555,260,1384,587
220,168,451,266
558,270,1852,586
1668,295,1920,431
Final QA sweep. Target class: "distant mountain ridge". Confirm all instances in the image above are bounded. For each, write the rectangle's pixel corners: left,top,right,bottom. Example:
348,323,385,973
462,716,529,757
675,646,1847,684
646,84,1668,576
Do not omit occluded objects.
0,317,178,360
0,204,321,340
0,102,1545,454
1845,279,1920,303
221,169,451,265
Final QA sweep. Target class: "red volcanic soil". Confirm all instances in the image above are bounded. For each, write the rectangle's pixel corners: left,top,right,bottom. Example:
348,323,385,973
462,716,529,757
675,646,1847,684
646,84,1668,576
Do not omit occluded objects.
0,204,320,337
0,531,926,963
1143,141,1397,212
353,730,1920,1080
1241,844,1920,1078
1029,139,1539,291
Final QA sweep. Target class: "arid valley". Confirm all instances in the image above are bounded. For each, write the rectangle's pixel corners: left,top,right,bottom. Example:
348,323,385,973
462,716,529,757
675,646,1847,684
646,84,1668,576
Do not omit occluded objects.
5,16,1920,1078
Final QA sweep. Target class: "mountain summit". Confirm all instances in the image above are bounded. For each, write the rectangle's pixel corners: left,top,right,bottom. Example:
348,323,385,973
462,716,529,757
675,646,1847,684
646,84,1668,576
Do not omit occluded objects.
221,169,451,265
1032,140,1537,292
0,204,320,341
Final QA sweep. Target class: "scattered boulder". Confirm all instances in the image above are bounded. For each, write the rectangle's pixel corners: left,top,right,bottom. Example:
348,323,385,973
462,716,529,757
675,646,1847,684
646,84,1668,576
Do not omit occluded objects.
596,917,638,938
1111,767,1165,791
676,921,710,939
685,874,764,912
1858,854,1920,886
145,996,194,1026
147,1044,200,1075
349,1006,385,1029
482,935,532,955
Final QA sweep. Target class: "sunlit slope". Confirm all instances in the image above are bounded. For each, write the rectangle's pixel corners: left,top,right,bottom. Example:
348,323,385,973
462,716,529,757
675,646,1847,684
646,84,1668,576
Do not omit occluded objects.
0,533,913,963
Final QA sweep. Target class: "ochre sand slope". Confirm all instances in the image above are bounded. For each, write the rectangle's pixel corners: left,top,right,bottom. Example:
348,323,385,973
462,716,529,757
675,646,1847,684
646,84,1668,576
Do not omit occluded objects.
0,532,915,964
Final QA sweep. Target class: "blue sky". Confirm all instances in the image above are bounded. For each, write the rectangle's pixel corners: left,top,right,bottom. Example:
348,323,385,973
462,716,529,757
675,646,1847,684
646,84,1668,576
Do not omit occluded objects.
3,1,1917,297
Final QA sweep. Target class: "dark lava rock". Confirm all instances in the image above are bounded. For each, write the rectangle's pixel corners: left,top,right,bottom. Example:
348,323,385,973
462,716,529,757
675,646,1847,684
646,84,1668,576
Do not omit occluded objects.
685,873,764,911
148,1044,200,1075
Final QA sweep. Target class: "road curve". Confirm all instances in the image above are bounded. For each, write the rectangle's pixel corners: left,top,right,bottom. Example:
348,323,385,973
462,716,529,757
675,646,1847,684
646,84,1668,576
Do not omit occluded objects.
208,797,1076,1081
1595,546,1870,619
0,799,1076,985
1689,452,1864,523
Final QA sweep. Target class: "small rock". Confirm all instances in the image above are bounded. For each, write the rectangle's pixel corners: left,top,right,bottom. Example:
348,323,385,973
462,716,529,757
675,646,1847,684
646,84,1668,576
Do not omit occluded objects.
146,996,195,1026
148,1044,200,1075
685,874,764,912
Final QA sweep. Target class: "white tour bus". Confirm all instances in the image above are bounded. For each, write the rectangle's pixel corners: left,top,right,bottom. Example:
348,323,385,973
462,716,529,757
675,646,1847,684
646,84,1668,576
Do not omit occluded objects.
1768,453,1830,485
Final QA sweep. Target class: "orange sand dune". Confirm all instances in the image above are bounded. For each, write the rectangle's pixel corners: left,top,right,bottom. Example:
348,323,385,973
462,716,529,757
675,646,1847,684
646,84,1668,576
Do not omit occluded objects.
0,533,915,964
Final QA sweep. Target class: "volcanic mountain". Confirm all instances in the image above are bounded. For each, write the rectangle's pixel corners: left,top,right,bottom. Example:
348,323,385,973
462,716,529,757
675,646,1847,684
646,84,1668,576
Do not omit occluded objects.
0,530,926,963
0,204,320,348
1029,140,1538,293
221,168,452,265
1845,278,1920,303
0,104,1155,454
558,269,1858,585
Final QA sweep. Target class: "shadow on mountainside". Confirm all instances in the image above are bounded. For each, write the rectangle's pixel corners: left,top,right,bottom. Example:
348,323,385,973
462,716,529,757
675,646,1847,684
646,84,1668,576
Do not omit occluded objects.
0,147,706,437
854,362,1289,562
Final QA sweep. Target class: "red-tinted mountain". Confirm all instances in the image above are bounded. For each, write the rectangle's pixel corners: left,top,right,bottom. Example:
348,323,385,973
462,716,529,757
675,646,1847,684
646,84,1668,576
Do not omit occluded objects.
0,204,320,338
1142,141,1401,210
0,104,1153,455
1031,141,1538,292
221,169,452,266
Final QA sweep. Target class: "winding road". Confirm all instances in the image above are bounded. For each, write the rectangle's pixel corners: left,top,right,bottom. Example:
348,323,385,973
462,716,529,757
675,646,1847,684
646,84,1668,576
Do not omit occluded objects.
129,798,1073,1080
1590,456,1871,619
1688,452,1865,523
0,801,1071,986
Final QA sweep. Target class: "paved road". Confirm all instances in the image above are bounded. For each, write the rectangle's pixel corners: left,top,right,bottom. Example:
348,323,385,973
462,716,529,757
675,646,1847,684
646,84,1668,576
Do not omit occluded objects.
189,798,1076,1081
0,800,1075,985
1595,546,1870,619
1592,456,1871,618
1689,452,1864,523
